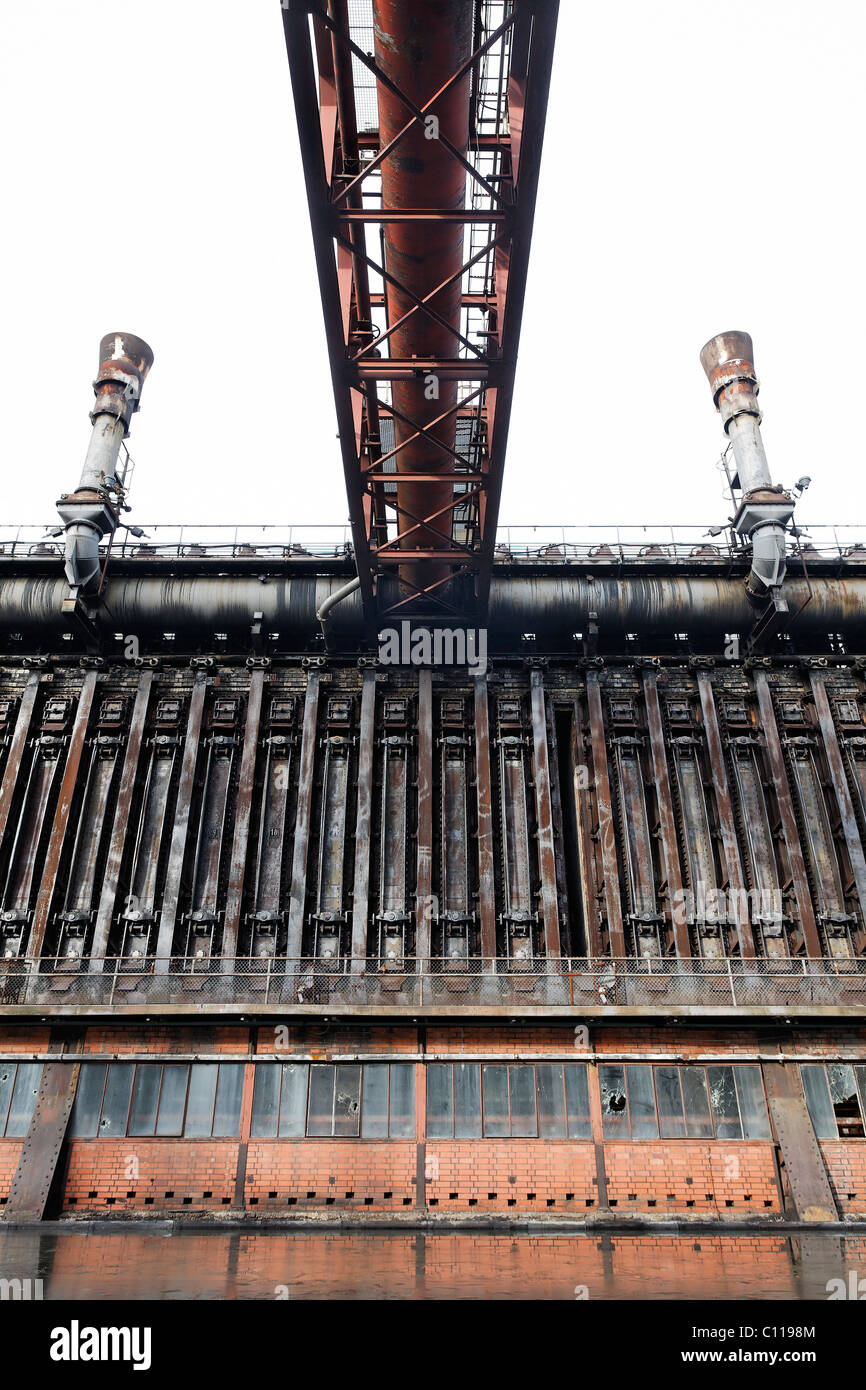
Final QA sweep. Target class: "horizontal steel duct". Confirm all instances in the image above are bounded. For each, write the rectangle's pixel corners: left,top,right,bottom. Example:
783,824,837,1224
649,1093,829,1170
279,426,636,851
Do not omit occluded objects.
0,572,861,646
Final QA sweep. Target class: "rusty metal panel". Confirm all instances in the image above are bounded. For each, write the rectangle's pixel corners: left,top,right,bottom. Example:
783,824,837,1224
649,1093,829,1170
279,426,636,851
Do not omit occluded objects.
811,673,866,931
762,1062,838,1222
0,673,41,853
697,674,755,957
154,674,208,967
27,670,99,962
351,671,376,965
529,670,560,957
586,673,625,956
643,673,689,957
221,669,265,964
89,672,153,966
571,695,603,956
473,677,496,962
4,1047,82,1222
754,672,822,956
415,670,433,960
286,671,321,959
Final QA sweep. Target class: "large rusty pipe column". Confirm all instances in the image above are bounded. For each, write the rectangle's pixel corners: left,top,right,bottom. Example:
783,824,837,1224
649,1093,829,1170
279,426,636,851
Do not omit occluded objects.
373,1,472,592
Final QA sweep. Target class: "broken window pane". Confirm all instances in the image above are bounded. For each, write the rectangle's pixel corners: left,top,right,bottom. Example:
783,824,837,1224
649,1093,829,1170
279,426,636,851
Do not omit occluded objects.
128,1065,161,1137
625,1066,658,1139
801,1065,837,1140
5,1063,41,1137
453,1063,482,1138
826,1062,863,1138
734,1066,772,1140
681,1068,713,1139
510,1066,538,1138
69,1063,106,1139
655,1067,685,1138
100,1064,134,1137
599,1064,628,1138
155,1065,189,1137
388,1065,415,1139
536,1064,567,1139
307,1064,335,1137
707,1065,742,1139
212,1065,244,1138
278,1064,308,1138
251,1065,280,1138
564,1065,591,1139
482,1065,509,1137
427,1064,453,1137
332,1065,361,1138
184,1065,218,1137
361,1064,389,1138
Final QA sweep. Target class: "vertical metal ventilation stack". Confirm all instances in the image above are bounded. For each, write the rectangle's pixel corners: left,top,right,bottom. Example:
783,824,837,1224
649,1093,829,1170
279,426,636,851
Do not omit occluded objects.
56,332,153,595
372,0,472,593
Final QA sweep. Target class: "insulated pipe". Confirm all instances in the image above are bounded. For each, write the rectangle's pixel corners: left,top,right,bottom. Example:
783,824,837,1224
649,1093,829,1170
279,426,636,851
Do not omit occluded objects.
57,334,154,591
316,573,361,650
1,572,863,644
700,331,792,597
372,0,473,592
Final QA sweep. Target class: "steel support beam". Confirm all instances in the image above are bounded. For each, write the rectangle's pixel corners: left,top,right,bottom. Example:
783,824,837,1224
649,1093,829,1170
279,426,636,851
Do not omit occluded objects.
415,670,433,961
351,670,376,967
754,671,822,956
221,669,265,967
530,669,560,957
586,673,626,956
697,673,756,957
0,672,41,857
810,672,866,930
154,674,207,969
642,671,690,958
286,670,321,960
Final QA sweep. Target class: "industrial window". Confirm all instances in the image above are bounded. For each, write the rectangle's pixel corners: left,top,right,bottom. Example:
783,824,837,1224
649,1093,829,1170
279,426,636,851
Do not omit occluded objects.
599,1065,771,1141
68,1063,244,1139
249,1063,416,1139
801,1064,866,1140
0,1062,42,1138
426,1064,591,1139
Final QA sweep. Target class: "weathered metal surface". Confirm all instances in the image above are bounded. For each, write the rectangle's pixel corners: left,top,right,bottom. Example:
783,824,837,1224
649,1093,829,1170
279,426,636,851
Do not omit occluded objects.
351,671,376,965
4,1040,83,1222
415,670,433,960
89,672,153,966
473,677,497,962
27,671,99,962
530,671,561,957
0,673,40,858
762,1063,838,1222
754,673,822,956
643,673,689,957
221,669,265,964
697,674,755,957
585,674,625,956
810,673,866,930
286,671,321,959
727,733,787,956
153,675,207,968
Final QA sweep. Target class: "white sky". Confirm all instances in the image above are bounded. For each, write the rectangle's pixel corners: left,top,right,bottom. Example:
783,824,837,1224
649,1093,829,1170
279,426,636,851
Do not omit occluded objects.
1,0,864,537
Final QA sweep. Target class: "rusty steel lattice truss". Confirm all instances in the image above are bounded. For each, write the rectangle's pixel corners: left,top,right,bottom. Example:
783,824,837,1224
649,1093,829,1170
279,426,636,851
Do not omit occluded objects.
282,0,558,634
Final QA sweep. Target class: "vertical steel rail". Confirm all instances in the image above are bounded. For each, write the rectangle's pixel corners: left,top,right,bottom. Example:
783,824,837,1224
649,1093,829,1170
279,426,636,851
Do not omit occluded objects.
643,672,690,957
0,672,41,851
89,671,153,968
221,669,265,967
351,670,377,968
153,674,208,969
571,695,604,956
754,671,822,956
286,670,321,960
415,670,433,961
27,670,99,962
585,672,625,956
697,673,756,957
473,676,497,964
529,668,560,957
810,672,866,929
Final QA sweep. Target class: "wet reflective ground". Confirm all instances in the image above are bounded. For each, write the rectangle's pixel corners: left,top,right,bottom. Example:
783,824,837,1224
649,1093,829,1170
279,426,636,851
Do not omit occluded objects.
0,1229,864,1299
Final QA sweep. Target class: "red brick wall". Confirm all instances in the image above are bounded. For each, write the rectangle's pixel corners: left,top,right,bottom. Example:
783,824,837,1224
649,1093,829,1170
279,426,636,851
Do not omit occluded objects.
605,1142,780,1215
61,1140,239,1212
821,1141,866,1217
244,1140,417,1211
0,1142,24,1202
426,1140,597,1211
81,1026,249,1055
